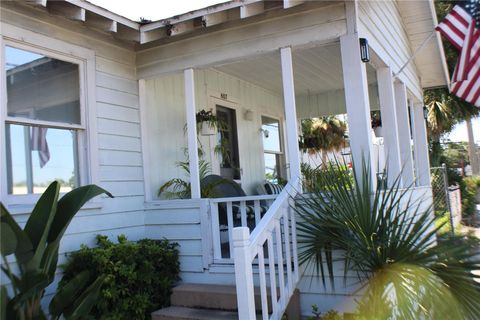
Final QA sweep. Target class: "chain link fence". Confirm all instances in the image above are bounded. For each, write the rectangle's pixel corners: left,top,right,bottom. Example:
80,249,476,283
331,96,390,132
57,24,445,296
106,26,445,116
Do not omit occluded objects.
431,164,455,233
431,164,451,215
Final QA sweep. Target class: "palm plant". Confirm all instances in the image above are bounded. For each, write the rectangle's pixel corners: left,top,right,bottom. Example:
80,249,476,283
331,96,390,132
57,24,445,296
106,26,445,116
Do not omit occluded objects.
158,154,212,199
1,182,112,319
300,116,347,164
294,159,480,319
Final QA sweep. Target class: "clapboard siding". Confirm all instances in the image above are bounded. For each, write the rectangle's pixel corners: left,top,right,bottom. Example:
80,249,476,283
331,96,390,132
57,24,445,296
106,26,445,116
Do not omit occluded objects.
145,202,207,275
357,0,422,99
98,134,142,152
0,2,145,302
98,150,143,166
97,118,141,138
97,103,141,123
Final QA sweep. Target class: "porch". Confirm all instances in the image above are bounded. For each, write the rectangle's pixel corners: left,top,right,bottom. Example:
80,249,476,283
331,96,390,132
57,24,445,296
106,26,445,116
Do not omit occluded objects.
140,20,432,320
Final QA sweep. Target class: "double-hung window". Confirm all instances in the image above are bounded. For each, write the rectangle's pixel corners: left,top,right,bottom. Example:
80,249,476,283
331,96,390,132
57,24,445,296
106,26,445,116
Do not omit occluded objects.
261,116,284,183
1,35,95,204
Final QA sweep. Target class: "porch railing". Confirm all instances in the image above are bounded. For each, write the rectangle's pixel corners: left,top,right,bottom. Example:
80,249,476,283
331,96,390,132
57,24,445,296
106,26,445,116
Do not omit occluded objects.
233,178,301,320
209,194,278,262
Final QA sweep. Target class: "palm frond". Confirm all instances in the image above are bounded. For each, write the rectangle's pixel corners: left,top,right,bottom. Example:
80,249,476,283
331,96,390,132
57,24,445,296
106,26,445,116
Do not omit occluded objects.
294,157,480,319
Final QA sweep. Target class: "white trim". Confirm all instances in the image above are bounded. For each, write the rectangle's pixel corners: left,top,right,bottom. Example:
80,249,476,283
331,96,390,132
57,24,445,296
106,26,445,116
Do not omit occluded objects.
64,0,140,30
0,37,6,202
138,78,151,202
184,68,201,199
4,117,85,130
280,47,301,182
340,33,376,188
1,26,99,206
394,81,415,187
377,66,402,185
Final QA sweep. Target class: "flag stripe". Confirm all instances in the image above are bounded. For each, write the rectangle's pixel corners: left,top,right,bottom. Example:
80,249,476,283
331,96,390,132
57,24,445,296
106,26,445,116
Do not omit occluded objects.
437,2,480,108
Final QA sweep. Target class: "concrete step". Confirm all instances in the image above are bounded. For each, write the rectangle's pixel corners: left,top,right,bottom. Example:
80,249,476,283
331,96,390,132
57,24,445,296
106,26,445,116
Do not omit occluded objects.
151,306,241,320
152,283,300,320
170,283,252,311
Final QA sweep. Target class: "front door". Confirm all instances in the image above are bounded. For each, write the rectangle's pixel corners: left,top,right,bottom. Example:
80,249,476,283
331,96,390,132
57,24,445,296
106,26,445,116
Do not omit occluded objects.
216,105,240,181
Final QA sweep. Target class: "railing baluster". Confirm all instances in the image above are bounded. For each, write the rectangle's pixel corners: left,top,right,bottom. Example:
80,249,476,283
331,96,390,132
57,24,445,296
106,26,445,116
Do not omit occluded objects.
227,202,234,259
225,179,299,319
254,200,261,226
274,219,285,306
240,201,247,227
282,206,293,295
258,246,268,320
210,202,221,260
267,233,278,318
289,200,299,282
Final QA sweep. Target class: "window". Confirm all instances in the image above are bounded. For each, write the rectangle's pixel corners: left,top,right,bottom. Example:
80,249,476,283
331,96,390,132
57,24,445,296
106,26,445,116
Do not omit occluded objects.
1,38,95,201
261,116,284,183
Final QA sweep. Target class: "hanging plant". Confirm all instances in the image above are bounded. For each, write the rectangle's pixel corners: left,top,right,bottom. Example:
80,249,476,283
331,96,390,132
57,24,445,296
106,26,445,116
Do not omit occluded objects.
196,109,220,135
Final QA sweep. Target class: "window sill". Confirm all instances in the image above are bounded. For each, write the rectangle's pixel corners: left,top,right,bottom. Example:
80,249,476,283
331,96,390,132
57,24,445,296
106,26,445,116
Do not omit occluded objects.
4,200,103,216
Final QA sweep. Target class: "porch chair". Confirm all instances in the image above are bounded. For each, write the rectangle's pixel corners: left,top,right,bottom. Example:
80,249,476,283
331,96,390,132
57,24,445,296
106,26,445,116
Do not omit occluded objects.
257,181,284,195
201,175,269,225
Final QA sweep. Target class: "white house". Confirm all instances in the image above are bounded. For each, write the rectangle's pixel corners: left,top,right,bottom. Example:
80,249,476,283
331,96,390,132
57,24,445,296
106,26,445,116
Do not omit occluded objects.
0,0,448,318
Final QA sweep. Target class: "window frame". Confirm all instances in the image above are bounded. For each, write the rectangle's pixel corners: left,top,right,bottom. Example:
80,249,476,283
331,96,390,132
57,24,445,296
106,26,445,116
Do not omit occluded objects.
261,115,285,181
0,26,99,206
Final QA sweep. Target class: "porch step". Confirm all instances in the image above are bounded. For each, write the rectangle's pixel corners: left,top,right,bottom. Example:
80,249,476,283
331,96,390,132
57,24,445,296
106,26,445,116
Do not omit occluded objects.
171,283,258,311
151,306,243,320
151,283,300,320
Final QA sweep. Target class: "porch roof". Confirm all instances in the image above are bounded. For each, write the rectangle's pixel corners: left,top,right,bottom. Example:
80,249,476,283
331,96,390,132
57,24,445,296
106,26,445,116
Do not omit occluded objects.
20,0,449,90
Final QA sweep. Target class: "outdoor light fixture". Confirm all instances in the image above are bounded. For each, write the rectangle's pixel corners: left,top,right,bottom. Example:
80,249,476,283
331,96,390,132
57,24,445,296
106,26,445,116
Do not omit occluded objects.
244,109,254,121
359,38,370,62
423,106,429,119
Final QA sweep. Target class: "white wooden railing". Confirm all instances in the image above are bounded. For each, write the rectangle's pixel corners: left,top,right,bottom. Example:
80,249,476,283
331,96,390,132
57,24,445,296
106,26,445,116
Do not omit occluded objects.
209,194,278,262
233,178,301,320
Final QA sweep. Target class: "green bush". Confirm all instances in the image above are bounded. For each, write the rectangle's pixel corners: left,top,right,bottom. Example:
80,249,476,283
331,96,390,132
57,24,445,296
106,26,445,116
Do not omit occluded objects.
462,176,480,218
59,234,180,320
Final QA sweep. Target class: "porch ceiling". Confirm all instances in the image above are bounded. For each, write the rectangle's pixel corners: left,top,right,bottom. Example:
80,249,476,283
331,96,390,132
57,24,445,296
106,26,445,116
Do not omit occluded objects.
214,43,377,97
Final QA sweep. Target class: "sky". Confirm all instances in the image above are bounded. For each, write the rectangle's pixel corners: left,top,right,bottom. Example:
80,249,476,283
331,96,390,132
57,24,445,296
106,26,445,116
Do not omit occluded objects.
90,0,228,21
445,116,480,143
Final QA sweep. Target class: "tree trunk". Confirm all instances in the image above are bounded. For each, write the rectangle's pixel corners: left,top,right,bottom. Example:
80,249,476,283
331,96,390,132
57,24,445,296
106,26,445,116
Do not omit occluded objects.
466,117,479,175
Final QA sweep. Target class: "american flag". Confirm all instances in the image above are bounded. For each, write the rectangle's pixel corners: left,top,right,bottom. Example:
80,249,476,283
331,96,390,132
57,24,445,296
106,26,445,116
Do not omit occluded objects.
436,0,480,107
31,126,50,168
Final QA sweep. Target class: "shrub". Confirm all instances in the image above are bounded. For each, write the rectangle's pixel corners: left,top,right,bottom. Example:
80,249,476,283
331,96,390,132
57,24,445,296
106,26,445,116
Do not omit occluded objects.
462,175,480,218
59,235,180,320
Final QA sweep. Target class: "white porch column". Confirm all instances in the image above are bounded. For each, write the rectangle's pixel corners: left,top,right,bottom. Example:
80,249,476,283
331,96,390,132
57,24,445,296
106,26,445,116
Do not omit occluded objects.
410,102,431,186
394,82,415,187
377,67,402,185
340,34,376,186
280,47,302,181
184,68,201,199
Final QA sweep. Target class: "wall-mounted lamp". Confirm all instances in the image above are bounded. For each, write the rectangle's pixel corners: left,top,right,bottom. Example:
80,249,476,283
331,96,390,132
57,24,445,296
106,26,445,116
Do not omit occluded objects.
423,106,429,120
259,128,269,138
244,109,254,121
359,38,370,63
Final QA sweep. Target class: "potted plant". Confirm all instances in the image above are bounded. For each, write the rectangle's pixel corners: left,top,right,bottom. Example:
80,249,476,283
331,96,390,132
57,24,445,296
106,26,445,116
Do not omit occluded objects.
196,109,219,136
371,111,383,137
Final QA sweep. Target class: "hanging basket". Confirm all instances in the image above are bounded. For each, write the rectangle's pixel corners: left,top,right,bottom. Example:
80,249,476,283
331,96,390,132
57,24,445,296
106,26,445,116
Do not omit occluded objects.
200,122,217,136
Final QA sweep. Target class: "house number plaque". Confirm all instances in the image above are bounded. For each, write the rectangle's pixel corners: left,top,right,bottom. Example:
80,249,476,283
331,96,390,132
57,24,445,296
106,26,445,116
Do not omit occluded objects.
220,93,228,100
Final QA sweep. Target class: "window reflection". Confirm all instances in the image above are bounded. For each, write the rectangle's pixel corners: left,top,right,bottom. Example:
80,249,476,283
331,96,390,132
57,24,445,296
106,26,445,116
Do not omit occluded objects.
5,46,81,125
6,124,79,195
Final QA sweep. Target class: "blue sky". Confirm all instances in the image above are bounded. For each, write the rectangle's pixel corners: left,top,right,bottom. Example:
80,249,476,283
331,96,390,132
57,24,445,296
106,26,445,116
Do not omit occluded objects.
445,116,480,143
